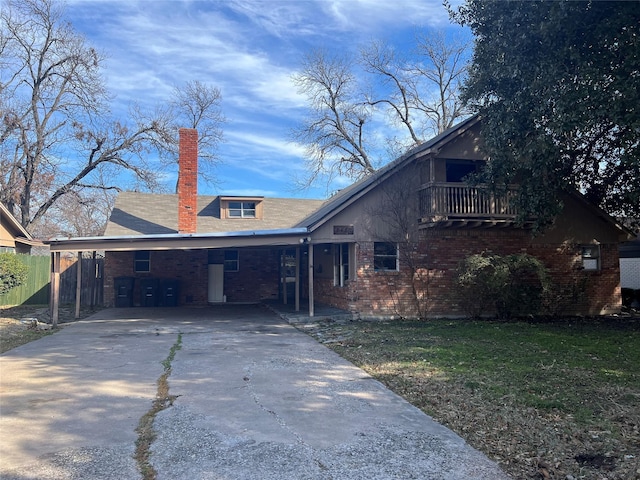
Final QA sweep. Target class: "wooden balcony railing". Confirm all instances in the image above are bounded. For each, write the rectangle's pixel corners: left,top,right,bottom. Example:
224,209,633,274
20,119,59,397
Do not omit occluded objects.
419,183,518,222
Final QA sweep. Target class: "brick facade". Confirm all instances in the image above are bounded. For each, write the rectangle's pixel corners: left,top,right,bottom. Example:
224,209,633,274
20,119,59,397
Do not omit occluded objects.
104,248,284,307
314,228,622,318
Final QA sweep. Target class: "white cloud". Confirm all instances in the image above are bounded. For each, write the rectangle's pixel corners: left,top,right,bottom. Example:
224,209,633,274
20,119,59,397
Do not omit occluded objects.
64,0,464,199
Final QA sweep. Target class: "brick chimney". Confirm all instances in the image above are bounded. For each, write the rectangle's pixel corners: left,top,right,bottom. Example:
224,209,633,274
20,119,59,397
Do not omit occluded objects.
178,128,198,234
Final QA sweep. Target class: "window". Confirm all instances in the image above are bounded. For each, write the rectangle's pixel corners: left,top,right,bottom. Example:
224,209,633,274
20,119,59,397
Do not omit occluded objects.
0,246,16,253
334,243,350,286
228,201,256,218
581,245,600,271
445,160,484,183
374,242,399,271
221,197,263,219
224,250,239,271
134,251,150,273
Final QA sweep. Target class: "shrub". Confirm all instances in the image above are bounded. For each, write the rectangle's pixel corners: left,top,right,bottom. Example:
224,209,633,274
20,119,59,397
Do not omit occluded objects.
0,253,29,295
457,253,550,318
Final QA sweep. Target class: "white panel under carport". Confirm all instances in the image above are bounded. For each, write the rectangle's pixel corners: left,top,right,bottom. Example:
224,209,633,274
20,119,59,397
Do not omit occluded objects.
620,258,640,289
208,264,225,302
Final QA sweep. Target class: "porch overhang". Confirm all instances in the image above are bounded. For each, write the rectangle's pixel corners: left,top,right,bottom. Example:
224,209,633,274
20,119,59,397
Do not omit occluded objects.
45,228,311,252
44,227,318,325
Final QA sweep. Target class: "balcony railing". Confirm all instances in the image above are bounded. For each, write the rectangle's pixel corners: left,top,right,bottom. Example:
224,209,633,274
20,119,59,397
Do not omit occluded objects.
419,183,518,222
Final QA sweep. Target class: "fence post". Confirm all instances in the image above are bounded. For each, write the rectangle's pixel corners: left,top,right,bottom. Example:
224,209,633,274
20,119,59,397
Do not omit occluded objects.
75,251,82,319
51,252,60,327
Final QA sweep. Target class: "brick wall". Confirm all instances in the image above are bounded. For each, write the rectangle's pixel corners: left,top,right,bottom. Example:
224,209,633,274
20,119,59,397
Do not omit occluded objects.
314,242,425,319
207,248,282,302
104,248,282,307
314,228,622,318
104,250,208,307
418,228,621,317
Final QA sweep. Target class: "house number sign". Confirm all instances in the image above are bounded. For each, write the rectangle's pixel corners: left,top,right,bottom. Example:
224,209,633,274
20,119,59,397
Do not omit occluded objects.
333,225,354,235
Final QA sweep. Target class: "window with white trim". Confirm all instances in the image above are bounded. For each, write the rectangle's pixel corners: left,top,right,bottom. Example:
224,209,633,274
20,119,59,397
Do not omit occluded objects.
228,201,256,218
581,245,600,271
374,242,399,271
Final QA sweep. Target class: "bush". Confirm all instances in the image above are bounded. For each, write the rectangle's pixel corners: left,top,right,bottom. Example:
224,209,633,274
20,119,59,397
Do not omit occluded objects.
0,253,29,295
457,253,550,318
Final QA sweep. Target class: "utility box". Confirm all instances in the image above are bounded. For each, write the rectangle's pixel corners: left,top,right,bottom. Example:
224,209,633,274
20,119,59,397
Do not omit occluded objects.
114,277,134,307
161,279,180,307
139,278,160,307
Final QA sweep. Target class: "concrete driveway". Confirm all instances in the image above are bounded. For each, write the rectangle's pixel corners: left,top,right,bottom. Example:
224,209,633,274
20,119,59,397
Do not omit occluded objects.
0,305,509,479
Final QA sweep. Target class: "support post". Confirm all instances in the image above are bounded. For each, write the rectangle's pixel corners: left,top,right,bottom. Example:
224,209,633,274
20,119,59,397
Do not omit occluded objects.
75,251,82,319
295,247,300,312
308,243,314,317
282,250,287,305
90,251,97,308
51,252,61,328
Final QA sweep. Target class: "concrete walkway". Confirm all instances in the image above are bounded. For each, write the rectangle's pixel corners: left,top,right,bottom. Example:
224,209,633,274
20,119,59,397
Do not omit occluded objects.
0,305,509,479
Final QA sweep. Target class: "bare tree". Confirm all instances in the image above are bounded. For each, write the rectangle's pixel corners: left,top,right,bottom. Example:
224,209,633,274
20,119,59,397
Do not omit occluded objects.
410,30,471,135
30,187,116,239
292,49,375,186
360,41,422,150
167,80,225,187
293,30,471,187
0,0,224,231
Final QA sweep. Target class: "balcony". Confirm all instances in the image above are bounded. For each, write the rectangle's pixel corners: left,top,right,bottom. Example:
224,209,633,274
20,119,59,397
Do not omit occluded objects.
418,183,518,225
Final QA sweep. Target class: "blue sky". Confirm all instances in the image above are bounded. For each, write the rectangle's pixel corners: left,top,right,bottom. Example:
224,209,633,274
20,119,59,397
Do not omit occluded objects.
66,0,468,200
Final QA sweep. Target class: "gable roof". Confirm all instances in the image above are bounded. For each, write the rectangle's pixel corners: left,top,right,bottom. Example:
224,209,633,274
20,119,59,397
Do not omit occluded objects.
0,203,38,249
104,192,324,236
296,114,481,231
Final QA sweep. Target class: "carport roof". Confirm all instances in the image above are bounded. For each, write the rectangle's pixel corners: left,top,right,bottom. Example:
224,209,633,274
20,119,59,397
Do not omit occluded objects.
46,228,311,252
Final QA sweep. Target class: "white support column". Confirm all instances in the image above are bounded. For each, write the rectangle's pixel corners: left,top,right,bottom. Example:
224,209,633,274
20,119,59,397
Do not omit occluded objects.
295,247,300,312
308,243,314,317
75,251,82,319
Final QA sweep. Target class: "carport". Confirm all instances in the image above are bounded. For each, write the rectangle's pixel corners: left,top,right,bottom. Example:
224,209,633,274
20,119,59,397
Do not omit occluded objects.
45,228,320,326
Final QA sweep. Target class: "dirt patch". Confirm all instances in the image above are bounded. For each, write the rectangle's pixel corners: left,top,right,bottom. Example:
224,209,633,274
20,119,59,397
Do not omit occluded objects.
0,305,101,353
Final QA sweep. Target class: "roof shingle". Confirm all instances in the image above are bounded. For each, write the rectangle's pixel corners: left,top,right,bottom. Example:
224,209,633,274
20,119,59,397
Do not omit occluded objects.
104,193,324,236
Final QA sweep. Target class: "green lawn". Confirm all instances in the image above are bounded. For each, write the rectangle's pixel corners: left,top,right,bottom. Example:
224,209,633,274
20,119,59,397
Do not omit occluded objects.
303,317,640,479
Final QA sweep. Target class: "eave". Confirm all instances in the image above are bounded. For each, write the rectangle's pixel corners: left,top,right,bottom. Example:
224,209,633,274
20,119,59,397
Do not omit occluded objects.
45,228,310,252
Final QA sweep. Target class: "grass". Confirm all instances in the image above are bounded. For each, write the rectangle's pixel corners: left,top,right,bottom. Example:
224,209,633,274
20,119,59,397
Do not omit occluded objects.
303,317,640,479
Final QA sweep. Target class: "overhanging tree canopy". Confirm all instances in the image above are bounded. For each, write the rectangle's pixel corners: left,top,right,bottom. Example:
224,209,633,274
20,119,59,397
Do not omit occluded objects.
453,0,640,229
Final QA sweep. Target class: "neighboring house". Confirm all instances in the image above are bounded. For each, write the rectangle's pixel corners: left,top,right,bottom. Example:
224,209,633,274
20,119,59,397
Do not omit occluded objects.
46,120,633,318
0,203,37,254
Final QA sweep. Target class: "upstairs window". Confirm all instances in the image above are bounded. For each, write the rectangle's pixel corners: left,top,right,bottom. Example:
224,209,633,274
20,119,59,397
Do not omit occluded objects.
221,197,263,219
374,242,399,272
446,160,484,183
228,201,256,218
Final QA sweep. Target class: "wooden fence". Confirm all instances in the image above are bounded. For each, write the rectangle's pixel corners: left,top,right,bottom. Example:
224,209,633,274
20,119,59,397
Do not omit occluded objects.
0,254,104,307
59,255,104,307
0,255,50,306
